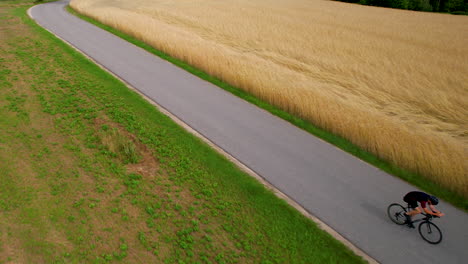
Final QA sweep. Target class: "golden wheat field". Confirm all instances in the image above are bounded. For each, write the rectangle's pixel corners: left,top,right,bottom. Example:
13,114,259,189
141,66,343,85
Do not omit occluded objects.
69,0,468,197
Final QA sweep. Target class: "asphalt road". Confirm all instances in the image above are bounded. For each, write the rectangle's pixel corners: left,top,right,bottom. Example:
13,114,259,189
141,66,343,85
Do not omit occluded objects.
29,1,468,263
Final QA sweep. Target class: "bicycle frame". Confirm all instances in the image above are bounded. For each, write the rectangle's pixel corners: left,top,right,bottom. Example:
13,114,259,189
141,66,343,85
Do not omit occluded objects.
410,214,434,224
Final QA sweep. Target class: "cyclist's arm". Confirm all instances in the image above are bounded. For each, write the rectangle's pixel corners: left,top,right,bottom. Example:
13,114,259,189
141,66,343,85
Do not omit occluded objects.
423,207,436,215
429,204,444,216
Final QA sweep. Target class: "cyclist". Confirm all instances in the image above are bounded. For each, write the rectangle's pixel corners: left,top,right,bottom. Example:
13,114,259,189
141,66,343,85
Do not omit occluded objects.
403,191,444,228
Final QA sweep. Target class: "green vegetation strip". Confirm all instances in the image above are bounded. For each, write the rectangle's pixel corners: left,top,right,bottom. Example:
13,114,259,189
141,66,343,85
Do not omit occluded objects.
0,1,365,262
66,6,467,210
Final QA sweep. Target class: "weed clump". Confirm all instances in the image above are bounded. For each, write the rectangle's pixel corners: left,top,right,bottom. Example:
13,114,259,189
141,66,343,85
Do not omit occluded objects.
98,126,141,164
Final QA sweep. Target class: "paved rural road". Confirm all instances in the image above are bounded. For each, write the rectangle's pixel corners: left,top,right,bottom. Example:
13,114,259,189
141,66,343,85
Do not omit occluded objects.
30,1,467,263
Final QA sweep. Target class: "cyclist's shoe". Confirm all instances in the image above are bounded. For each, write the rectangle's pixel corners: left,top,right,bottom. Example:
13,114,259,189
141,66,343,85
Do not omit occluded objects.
406,221,415,228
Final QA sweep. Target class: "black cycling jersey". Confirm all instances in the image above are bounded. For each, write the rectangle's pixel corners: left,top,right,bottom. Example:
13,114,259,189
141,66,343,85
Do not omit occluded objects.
403,191,431,208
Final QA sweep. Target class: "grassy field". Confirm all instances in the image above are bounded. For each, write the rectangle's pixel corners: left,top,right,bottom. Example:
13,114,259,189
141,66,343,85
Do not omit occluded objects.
0,0,365,263
69,0,468,198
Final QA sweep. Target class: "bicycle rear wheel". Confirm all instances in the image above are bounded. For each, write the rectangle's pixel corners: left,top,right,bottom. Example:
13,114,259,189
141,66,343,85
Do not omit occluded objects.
387,203,407,225
418,221,442,244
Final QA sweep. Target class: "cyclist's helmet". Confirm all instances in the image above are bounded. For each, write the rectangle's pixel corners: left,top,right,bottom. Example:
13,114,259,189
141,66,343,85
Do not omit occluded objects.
429,195,439,205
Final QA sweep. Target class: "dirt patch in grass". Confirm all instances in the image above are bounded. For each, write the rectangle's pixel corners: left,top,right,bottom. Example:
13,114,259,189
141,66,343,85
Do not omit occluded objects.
94,117,160,176
125,144,159,179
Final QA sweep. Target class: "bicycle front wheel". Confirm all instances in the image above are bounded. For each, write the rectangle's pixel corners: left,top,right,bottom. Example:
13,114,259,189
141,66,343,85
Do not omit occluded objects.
418,221,442,244
387,203,407,225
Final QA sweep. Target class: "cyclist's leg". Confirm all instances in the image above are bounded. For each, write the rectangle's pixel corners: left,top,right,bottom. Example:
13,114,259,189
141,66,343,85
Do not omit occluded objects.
403,198,419,227
403,195,420,216
406,203,422,216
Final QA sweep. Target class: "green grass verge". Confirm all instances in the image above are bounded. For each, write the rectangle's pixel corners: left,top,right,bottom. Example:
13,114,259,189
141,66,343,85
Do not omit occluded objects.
0,1,366,262
65,6,467,210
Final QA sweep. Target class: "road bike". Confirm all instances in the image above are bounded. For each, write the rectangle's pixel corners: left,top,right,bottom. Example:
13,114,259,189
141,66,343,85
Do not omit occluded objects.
387,203,443,244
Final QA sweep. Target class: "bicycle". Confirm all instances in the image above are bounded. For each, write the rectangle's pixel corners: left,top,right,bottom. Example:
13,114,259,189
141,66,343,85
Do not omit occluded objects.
387,203,443,244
